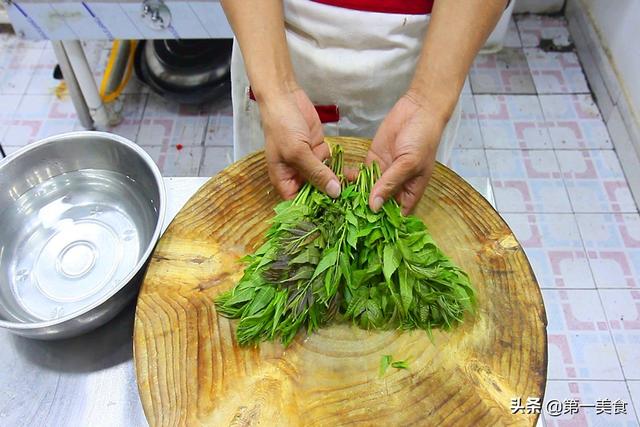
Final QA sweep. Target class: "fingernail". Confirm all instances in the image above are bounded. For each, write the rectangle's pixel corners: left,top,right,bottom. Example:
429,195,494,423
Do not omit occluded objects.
372,196,384,212
326,179,341,198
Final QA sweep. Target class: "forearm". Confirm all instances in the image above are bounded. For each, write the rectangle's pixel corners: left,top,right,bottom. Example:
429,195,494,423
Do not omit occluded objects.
220,0,297,102
410,0,507,124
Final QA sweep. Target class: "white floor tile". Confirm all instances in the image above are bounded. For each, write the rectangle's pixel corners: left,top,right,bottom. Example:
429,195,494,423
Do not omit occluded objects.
475,95,552,149
502,213,594,289
543,289,623,380
599,290,640,380
199,146,233,177
543,380,637,426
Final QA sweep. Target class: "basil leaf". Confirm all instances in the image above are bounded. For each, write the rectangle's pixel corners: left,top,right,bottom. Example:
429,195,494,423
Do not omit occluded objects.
379,355,392,376
312,247,338,280
383,243,401,282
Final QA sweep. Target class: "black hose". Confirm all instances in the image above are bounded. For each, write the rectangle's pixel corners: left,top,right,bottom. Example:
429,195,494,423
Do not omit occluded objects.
0,143,6,158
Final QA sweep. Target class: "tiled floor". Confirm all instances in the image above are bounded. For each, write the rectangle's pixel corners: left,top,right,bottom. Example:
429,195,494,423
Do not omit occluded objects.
0,38,233,177
1,14,639,426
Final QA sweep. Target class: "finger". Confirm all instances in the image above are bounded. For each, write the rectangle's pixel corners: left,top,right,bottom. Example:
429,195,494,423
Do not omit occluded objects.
268,163,302,200
366,118,395,170
369,157,415,212
310,139,331,162
344,166,359,182
398,175,429,215
292,146,341,198
365,149,384,168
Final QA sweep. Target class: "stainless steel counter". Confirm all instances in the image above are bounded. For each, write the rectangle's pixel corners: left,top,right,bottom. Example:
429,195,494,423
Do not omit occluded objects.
0,177,208,427
0,176,494,427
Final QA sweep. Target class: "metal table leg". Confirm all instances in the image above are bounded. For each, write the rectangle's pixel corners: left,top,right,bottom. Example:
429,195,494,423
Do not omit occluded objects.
62,41,110,127
51,41,95,130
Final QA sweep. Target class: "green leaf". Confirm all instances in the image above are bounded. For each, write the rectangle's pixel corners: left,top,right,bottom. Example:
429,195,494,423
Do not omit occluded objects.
383,244,401,282
215,145,476,347
391,360,409,370
312,247,338,279
357,224,376,238
339,253,352,288
345,210,358,226
398,263,414,314
347,224,358,249
382,203,402,228
379,354,392,376
289,247,320,265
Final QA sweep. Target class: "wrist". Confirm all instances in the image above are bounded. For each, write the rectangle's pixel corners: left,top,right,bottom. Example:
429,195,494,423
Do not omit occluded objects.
403,87,452,132
252,77,300,105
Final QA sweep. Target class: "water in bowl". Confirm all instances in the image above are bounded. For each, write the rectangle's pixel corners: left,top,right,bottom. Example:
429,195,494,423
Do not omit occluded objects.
0,169,157,323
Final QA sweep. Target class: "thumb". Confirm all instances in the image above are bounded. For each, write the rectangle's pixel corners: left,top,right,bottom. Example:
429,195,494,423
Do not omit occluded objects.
292,147,341,198
369,157,414,212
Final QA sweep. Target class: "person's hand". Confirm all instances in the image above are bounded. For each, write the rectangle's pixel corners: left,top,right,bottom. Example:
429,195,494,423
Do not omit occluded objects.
259,88,340,200
366,91,449,215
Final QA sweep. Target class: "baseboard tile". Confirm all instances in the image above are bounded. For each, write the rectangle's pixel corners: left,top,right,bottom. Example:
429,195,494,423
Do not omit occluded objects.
566,0,640,210
607,106,640,209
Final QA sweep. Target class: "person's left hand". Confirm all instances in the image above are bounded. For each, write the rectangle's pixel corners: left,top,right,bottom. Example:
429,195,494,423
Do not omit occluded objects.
366,91,449,215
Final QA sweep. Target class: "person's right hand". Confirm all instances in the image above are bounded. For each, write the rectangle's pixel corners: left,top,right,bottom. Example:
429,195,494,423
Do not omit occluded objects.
258,88,341,200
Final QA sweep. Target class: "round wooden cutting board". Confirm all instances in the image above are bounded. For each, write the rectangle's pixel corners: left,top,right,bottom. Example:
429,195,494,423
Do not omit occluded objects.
133,137,547,426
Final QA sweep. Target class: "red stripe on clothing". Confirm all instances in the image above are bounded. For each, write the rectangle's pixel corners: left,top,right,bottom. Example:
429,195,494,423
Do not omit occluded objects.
310,0,433,15
314,104,340,124
248,87,340,123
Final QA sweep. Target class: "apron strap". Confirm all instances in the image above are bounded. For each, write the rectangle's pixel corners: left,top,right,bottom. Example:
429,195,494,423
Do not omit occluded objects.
248,87,340,123
310,0,433,15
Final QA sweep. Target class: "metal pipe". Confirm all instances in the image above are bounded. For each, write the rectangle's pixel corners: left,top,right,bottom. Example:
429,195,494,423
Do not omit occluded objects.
51,41,95,130
61,40,109,127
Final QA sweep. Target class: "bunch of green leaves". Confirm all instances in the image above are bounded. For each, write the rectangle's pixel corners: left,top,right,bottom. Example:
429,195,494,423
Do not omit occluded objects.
341,162,476,335
215,145,476,347
215,147,352,346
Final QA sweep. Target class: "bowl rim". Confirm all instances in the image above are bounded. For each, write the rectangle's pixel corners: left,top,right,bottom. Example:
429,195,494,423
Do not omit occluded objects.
0,130,167,331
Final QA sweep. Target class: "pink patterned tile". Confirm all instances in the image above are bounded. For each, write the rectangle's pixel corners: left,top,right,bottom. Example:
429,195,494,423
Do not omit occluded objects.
503,18,522,48
142,145,204,177
25,45,60,95
470,48,536,94
0,94,22,139
101,94,148,141
600,290,640,379
487,149,571,212
576,213,640,288
475,95,552,149
199,146,233,177
450,148,489,179
525,48,589,94
0,47,43,95
455,95,483,148
137,94,208,148
3,94,78,145
539,95,612,149
557,151,637,213
502,214,594,289
462,76,471,94
543,289,623,380
204,101,233,147
516,15,571,48
543,381,637,426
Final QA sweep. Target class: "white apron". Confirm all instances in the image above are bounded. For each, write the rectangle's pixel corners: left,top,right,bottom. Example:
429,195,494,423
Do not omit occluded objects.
231,0,461,164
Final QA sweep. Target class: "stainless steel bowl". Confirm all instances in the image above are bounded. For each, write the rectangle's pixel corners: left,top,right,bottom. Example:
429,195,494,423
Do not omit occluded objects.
0,131,165,339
